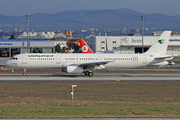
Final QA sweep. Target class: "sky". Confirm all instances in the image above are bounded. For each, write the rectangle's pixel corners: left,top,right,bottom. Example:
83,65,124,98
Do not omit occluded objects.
0,0,180,16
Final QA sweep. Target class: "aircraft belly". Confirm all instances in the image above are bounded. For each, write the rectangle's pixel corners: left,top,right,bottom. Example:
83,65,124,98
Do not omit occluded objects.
105,61,143,69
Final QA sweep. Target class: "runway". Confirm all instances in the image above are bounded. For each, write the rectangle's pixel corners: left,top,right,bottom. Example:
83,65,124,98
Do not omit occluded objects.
0,73,180,81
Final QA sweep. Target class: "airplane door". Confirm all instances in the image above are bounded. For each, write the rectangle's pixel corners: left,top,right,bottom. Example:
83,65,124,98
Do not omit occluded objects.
132,57,138,62
98,56,102,61
22,54,27,64
142,55,147,64
56,55,61,64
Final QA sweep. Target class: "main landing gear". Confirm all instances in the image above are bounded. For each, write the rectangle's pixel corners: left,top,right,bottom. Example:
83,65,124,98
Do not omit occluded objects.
84,71,93,77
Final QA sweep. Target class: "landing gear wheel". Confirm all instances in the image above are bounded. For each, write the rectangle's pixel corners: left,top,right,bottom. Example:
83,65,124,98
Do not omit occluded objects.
85,71,89,76
22,73,26,76
88,72,93,77
22,69,26,76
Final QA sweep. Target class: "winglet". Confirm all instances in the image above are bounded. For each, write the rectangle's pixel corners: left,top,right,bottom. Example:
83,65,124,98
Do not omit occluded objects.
145,31,171,55
79,39,94,53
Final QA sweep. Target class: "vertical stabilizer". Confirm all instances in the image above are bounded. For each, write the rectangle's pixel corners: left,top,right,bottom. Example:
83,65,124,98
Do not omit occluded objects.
79,39,94,53
106,38,108,50
145,31,171,55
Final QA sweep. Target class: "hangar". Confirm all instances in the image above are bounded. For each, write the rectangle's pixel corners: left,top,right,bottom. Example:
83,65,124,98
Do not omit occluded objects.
86,35,180,56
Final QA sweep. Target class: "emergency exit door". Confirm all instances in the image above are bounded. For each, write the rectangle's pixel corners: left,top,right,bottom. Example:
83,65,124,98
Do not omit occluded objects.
56,55,61,64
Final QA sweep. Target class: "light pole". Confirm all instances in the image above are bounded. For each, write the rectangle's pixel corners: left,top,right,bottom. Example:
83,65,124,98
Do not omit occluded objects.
140,16,145,53
25,14,30,53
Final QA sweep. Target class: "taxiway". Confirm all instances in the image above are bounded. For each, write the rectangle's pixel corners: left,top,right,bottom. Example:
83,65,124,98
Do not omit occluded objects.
0,73,180,81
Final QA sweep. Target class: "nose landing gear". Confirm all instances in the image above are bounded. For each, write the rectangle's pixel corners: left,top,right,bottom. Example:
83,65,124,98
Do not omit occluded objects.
22,69,26,76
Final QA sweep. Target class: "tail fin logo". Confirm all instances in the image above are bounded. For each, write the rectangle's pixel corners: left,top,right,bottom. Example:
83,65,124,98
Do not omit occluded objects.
157,39,165,44
82,45,88,52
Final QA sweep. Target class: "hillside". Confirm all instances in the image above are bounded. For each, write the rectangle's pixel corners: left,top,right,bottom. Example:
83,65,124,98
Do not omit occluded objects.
0,8,180,31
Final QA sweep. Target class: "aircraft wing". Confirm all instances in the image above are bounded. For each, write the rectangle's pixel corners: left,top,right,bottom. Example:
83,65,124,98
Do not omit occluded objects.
70,61,112,69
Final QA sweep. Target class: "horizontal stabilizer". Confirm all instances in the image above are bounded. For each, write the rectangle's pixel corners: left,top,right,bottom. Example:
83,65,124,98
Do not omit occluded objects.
149,55,173,65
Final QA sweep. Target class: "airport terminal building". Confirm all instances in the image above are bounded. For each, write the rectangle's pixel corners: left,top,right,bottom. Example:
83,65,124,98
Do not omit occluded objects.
0,38,66,57
86,35,180,56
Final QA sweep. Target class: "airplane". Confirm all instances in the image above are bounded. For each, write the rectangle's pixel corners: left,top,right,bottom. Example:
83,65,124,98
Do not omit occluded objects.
5,31,173,77
79,38,93,53
103,38,117,53
79,38,116,53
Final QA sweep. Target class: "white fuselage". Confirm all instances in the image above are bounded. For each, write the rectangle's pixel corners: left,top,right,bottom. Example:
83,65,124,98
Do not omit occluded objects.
5,53,155,69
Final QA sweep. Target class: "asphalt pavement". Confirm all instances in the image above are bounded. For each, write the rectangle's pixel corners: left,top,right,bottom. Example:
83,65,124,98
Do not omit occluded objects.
0,73,180,81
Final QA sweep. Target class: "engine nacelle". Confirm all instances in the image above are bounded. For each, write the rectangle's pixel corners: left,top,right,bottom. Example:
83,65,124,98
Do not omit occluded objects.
66,66,83,74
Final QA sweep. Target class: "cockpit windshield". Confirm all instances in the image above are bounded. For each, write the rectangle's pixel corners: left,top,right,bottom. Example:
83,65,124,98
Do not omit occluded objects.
10,57,18,60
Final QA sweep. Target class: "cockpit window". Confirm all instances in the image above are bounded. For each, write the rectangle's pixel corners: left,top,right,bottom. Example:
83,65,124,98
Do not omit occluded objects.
10,57,18,60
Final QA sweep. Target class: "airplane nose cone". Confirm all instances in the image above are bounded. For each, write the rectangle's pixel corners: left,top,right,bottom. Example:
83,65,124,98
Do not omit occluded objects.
5,60,11,67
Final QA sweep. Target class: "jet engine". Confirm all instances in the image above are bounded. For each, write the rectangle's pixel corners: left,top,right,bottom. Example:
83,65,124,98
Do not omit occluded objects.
66,66,83,74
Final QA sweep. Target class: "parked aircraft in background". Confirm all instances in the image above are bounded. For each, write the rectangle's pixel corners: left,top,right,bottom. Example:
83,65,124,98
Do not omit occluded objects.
168,61,175,65
5,31,173,77
79,39,93,53
103,38,117,53
79,38,116,53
